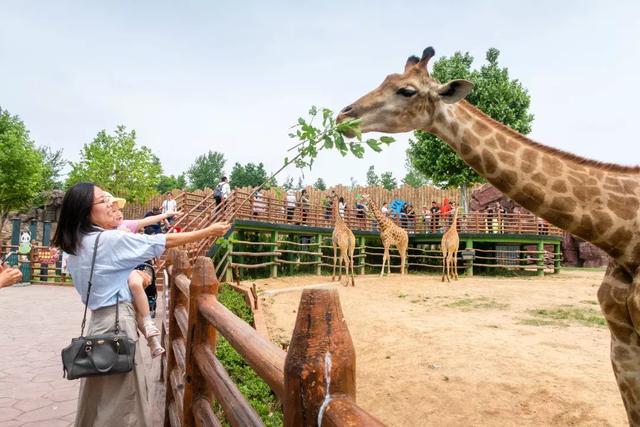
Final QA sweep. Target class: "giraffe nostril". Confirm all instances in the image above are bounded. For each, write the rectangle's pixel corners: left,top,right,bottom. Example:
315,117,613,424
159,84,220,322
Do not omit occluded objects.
340,105,353,114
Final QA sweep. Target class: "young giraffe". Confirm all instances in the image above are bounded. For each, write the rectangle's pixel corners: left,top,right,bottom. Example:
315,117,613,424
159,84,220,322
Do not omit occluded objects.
331,196,355,286
441,207,460,282
337,46,640,424
362,195,408,276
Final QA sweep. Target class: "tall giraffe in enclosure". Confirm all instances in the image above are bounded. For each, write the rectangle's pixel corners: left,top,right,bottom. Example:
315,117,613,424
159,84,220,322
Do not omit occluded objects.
331,196,355,286
362,195,408,276
441,208,460,282
337,46,640,424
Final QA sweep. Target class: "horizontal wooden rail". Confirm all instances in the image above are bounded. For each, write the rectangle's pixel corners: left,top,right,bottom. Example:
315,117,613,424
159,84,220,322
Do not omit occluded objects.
164,250,384,427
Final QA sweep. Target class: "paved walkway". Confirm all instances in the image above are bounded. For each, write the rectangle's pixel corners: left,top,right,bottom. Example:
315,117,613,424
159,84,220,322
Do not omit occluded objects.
0,285,163,426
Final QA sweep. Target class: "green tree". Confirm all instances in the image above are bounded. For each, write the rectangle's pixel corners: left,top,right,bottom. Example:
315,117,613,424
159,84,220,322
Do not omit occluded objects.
39,146,67,191
403,161,428,188
313,177,327,191
187,150,226,190
282,176,294,191
229,162,275,189
156,173,186,193
366,165,380,186
407,48,534,210
0,108,45,229
380,171,397,190
66,125,162,202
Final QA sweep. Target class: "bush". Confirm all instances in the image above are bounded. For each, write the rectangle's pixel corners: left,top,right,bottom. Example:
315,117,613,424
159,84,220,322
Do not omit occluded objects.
215,284,283,426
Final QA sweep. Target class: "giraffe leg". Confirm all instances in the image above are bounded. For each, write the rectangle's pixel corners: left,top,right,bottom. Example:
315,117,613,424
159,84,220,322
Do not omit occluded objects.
598,260,640,425
387,246,392,276
332,242,337,282
349,241,356,286
453,249,459,280
442,250,447,282
400,245,407,276
381,246,389,277
340,250,350,286
338,247,343,282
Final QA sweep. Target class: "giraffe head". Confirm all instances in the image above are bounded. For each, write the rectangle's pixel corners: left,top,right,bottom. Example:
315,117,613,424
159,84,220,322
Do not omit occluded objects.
337,46,473,135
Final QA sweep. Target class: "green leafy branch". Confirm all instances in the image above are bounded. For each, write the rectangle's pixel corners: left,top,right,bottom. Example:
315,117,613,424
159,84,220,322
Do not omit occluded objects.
230,106,394,216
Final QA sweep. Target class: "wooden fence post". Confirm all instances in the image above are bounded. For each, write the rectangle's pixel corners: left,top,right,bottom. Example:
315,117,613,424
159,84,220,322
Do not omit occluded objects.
164,250,191,427
554,242,561,274
283,287,356,426
464,239,474,277
183,256,219,426
226,232,235,283
316,233,323,276
359,236,366,275
536,241,545,277
271,231,279,278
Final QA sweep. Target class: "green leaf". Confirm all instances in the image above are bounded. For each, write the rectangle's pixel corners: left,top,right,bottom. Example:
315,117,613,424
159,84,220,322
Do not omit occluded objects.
349,142,365,158
365,139,382,152
380,136,395,145
297,117,306,126
323,135,333,149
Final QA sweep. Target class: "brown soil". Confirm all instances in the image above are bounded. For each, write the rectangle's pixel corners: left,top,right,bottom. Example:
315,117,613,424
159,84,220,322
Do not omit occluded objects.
250,269,626,427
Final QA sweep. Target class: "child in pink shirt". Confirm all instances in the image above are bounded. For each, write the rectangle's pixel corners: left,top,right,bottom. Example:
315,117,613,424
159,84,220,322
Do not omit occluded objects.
111,206,180,357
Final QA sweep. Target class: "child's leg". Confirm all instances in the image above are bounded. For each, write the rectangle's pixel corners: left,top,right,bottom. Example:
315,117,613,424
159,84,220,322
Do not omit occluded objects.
128,270,165,358
129,270,151,328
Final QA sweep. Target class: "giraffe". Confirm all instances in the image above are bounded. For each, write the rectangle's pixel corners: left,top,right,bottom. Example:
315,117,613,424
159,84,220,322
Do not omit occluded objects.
337,46,640,424
331,196,356,286
441,207,460,282
362,194,408,276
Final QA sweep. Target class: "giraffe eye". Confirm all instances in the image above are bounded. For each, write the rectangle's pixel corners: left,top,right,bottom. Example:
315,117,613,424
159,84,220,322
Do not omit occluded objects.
397,87,417,97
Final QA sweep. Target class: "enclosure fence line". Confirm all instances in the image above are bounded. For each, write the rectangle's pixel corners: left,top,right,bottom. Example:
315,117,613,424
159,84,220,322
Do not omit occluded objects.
163,248,385,427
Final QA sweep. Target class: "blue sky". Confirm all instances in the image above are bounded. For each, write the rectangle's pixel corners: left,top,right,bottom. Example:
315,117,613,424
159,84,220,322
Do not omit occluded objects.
2,1,639,187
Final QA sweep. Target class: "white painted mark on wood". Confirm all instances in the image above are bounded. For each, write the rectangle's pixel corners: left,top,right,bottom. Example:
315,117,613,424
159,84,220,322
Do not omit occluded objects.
317,351,333,426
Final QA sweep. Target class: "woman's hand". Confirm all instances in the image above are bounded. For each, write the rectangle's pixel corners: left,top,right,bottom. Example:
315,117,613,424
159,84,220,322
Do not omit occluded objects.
165,210,183,219
0,265,23,289
206,222,231,237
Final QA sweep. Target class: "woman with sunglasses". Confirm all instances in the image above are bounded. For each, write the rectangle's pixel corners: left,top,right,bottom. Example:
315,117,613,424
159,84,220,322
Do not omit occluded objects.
52,183,230,427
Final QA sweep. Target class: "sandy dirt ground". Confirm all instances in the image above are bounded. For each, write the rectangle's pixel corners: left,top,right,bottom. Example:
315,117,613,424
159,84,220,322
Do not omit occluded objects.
249,269,627,427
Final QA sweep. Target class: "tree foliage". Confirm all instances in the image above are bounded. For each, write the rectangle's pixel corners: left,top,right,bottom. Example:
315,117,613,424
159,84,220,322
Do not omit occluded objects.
0,108,44,227
230,162,275,189
187,150,226,190
66,126,162,202
407,48,534,206
39,146,67,191
156,173,186,193
366,165,379,186
380,171,397,190
313,177,327,191
403,165,428,188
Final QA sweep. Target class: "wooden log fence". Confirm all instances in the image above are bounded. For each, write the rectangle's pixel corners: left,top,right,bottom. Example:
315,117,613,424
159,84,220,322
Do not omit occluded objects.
163,249,384,427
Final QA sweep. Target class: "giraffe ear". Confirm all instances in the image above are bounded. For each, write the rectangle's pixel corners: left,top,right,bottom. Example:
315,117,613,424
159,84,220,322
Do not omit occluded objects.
436,79,474,104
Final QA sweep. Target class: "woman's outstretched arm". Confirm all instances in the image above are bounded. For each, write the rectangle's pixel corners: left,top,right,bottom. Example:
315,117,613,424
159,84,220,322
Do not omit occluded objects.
165,222,231,248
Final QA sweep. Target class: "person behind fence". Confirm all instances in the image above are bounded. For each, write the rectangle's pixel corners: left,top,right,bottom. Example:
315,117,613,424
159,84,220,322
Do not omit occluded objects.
142,207,162,234
338,196,346,218
286,189,296,221
110,197,183,357
252,190,266,217
299,189,310,224
214,176,230,205
52,182,231,427
430,201,440,232
161,192,177,225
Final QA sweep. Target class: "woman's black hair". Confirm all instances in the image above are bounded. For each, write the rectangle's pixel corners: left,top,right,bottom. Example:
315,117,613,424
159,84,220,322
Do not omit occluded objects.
339,196,345,203
52,182,99,255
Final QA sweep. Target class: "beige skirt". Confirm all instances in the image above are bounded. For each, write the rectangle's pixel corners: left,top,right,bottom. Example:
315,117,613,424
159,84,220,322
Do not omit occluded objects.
74,302,151,427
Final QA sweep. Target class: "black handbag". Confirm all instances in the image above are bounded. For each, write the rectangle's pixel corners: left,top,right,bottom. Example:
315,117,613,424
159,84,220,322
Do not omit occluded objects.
61,232,136,380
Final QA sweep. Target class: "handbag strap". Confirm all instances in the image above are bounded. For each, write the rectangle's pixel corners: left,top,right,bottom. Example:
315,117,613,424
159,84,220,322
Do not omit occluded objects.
80,232,103,337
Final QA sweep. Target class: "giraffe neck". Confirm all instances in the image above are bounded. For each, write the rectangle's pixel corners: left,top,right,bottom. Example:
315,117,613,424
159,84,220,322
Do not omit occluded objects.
368,200,393,232
428,100,640,264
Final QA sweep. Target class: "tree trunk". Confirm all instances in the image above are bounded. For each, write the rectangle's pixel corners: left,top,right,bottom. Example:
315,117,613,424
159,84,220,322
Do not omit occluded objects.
459,183,470,213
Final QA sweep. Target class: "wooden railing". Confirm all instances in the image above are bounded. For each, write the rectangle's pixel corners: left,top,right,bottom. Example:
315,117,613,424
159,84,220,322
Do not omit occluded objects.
230,190,562,237
163,249,385,426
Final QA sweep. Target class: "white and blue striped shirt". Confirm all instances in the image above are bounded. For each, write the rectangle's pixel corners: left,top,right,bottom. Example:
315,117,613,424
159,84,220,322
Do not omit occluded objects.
67,230,166,310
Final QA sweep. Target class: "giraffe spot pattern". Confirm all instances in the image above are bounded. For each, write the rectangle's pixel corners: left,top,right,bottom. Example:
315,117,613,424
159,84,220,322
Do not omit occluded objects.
608,194,638,220
482,150,498,175
551,180,568,193
550,196,577,212
471,119,492,137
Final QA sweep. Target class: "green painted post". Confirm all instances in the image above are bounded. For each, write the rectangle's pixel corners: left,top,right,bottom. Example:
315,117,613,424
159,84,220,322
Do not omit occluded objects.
11,217,21,247
271,231,278,278
359,236,366,275
554,242,561,274
536,241,545,276
29,220,37,242
225,231,235,283
316,233,323,276
43,221,51,246
465,239,474,277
